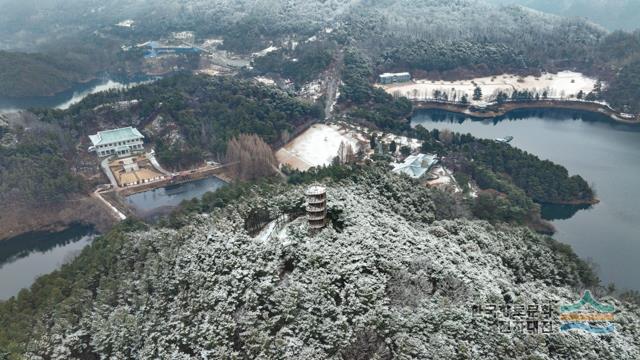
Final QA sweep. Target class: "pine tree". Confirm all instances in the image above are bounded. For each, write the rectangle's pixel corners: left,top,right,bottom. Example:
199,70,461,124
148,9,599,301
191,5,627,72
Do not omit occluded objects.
473,87,482,101
389,140,398,153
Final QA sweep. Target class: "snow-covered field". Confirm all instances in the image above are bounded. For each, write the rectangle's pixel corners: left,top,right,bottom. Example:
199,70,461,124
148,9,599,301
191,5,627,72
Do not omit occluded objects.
276,124,363,170
380,133,422,151
380,71,599,105
115,19,135,28
252,46,279,58
254,76,277,86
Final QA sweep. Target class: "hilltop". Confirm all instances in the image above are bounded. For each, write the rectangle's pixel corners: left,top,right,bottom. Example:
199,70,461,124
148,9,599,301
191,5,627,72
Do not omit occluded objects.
0,167,638,358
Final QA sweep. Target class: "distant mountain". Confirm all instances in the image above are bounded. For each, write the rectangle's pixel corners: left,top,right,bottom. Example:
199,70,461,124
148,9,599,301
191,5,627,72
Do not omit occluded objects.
486,0,640,31
0,51,90,97
0,0,605,51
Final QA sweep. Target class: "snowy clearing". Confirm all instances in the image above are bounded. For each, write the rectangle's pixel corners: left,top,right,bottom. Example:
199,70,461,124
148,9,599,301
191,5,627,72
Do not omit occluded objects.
254,76,277,86
115,19,135,28
427,165,461,193
380,71,599,105
252,46,279,58
380,133,422,151
276,124,362,170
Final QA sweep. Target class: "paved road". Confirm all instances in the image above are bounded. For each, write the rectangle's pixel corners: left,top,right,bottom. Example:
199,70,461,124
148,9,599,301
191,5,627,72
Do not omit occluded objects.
93,190,126,220
100,156,119,189
147,152,172,176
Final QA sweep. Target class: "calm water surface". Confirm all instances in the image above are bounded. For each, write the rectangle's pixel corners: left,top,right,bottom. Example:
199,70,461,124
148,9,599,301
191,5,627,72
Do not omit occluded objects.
413,109,640,290
0,76,154,112
125,177,227,219
0,177,227,298
0,225,96,300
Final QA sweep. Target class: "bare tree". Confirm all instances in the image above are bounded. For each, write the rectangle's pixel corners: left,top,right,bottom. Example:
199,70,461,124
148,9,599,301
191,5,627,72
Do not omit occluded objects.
439,129,454,145
336,141,356,165
226,134,277,180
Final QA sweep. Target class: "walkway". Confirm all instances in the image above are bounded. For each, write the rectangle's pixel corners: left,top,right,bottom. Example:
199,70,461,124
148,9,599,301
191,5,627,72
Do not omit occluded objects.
92,188,126,220
100,156,119,189
147,151,172,176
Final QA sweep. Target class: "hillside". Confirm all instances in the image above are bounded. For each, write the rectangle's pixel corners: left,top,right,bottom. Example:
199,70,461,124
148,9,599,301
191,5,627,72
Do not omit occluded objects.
486,0,640,31
36,74,323,169
0,51,91,98
0,167,637,358
0,38,135,98
0,74,322,239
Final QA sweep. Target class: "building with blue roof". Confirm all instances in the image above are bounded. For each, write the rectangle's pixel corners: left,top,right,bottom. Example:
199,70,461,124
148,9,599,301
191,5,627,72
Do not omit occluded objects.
392,153,438,179
142,41,201,58
89,127,145,157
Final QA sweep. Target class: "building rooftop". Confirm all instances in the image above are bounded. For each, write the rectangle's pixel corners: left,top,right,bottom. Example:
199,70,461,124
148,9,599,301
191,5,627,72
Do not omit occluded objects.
305,185,326,196
380,72,411,78
89,127,144,146
392,153,438,178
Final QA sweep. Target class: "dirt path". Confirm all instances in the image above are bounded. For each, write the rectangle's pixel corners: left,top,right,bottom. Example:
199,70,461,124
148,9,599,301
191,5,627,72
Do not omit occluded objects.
323,49,344,121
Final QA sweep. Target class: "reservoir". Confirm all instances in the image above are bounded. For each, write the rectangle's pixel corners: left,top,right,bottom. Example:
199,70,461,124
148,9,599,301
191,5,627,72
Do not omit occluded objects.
412,109,640,291
0,225,96,300
0,76,155,112
0,177,227,299
125,176,227,219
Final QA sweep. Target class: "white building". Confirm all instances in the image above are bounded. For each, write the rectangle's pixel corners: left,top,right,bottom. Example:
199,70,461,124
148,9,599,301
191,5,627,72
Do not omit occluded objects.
89,127,145,157
379,72,411,84
392,153,438,178
172,31,195,43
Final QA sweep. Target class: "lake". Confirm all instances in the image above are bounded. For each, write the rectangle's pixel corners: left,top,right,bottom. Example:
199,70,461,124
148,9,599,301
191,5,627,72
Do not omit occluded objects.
0,176,227,299
412,109,640,291
125,177,227,219
0,224,96,300
0,76,155,112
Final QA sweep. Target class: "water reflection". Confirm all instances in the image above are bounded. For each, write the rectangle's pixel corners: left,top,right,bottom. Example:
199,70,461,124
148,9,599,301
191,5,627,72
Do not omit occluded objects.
0,76,155,112
0,224,94,264
0,224,96,300
412,108,640,290
541,203,594,221
125,177,227,219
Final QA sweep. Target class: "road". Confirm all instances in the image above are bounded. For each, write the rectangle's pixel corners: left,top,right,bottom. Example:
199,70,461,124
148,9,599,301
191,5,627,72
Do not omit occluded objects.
92,188,126,220
100,156,119,189
323,49,344,121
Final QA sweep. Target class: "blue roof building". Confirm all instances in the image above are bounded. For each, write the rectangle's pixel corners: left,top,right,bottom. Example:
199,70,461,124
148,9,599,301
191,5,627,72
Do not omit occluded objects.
392,153,438,179
142,41,201,58
89,127,145,157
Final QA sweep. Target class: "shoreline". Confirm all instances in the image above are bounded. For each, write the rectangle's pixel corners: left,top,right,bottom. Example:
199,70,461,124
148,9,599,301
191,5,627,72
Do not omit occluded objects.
411,100,640,125
0,196,116,242
546,198,600,206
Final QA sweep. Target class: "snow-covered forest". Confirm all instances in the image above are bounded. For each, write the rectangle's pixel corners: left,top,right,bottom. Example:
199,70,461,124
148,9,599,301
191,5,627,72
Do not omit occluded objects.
0,0,602,53
3,167,638,358
486,0,640,31
4,0,640,110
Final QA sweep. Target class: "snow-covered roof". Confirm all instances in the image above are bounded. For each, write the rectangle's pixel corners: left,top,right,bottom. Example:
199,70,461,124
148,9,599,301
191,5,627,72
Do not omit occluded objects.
392,153,438,178
89,127,144,146
305,185,326,196
380,72,411,78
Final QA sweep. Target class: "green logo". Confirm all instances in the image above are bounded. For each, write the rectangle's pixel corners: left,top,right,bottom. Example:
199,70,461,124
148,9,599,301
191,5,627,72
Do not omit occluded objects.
559,290,615,334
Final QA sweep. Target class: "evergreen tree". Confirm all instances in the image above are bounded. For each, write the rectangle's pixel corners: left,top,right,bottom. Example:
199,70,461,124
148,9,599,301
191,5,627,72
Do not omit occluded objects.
389,140,398,153
473,87,483,101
